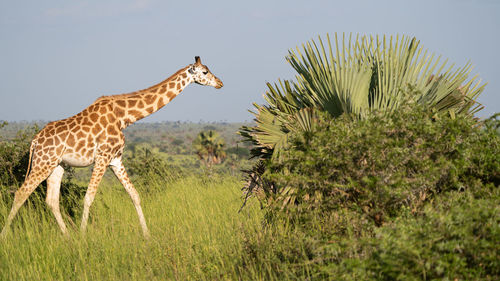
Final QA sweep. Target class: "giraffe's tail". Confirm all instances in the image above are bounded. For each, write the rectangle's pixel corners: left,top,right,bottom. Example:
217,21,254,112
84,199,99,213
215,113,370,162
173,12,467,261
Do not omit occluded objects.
24,140,36,182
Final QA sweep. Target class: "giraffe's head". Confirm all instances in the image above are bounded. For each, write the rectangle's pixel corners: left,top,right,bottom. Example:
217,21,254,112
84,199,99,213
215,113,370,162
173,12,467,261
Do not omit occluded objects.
188,56,223,89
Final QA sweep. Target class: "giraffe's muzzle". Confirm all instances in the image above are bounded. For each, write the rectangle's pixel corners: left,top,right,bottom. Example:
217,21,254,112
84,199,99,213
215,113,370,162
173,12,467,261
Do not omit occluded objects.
215,78,223,89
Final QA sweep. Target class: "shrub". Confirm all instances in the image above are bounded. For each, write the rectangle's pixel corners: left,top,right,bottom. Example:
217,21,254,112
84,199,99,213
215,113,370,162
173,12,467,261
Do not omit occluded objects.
259,105,499,225
0,122,38,188
124,147,185,191
239,33,485,164
238,106,499,280
240,183,499,280
363,184,500,280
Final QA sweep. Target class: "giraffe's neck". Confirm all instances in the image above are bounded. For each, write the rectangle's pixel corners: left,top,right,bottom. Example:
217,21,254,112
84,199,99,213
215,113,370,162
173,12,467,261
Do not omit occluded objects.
114,66,194,128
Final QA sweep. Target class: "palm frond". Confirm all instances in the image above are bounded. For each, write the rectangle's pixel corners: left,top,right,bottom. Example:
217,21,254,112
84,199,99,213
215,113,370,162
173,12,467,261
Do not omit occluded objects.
239,33,486,162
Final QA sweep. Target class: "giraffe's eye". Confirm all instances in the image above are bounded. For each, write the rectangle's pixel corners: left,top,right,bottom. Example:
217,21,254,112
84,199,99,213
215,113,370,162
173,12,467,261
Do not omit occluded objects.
202,71,208,75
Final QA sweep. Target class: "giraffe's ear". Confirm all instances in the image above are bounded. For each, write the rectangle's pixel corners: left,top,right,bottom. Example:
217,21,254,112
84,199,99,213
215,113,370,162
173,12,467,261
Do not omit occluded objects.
194,56,201,65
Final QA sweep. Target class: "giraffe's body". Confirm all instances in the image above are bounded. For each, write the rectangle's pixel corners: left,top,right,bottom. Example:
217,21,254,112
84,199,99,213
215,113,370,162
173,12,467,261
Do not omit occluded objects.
1,57,223,238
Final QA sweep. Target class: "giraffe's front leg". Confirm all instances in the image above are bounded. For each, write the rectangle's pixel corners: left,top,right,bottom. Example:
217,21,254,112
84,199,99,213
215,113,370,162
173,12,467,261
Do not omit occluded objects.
110,158,150,239
80,155,110,233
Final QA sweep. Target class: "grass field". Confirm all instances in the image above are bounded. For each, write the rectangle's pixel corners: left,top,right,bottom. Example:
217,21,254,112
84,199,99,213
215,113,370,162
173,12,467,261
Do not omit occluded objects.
1,166,497,280
0,175,288,281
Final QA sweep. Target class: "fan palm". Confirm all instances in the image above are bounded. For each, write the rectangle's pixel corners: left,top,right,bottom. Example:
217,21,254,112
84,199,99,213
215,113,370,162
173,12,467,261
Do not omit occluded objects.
239,33,485,160
193,130,226,167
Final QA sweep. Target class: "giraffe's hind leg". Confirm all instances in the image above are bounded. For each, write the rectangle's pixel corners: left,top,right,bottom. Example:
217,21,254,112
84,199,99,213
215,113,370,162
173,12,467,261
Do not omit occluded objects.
1,163,56,237
46,165,68,234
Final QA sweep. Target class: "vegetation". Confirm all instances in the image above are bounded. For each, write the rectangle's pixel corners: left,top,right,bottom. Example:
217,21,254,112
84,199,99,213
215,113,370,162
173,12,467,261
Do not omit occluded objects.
1,105,497,280
0,121,38,188
239,33,485,161
0,176,269,281
259,105,499,218
192,130,227,167
239,179,499,280
234,34,496,279
0,33,498,280
243,104,499,279
124,147,185,188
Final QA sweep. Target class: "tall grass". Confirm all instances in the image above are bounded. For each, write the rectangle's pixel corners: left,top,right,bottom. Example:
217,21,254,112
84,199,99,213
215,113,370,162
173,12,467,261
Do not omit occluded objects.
0,175,282,281
1,166,497,280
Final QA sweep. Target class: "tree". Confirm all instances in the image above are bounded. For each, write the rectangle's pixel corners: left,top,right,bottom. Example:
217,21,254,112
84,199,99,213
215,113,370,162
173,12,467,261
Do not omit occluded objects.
192,130,226,167
239,33,485,161
238,33,486,206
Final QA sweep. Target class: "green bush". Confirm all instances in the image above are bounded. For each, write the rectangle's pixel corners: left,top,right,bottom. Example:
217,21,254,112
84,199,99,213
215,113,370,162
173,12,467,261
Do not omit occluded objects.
123,147,185,191
0,122,37,188
237,106,499,280
364,184,500,280
239,184,499,280
260,105,499,224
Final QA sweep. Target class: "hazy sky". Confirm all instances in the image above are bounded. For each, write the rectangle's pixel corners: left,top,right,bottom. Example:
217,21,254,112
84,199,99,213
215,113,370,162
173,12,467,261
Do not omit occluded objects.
1,0,499,122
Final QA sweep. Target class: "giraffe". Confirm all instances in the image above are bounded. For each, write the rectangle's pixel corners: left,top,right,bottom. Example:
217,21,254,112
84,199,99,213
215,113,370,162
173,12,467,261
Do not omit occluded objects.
0,56,223,238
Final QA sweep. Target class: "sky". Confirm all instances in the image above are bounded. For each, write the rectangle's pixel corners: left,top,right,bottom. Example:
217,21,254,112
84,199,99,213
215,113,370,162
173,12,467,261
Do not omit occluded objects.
0,0,499,122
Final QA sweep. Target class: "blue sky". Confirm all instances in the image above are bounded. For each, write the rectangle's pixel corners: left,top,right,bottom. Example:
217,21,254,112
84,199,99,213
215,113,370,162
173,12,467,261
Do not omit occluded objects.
1,0,499,122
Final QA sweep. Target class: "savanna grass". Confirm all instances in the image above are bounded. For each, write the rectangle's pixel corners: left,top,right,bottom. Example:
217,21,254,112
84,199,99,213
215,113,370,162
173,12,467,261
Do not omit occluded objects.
0,175,277,281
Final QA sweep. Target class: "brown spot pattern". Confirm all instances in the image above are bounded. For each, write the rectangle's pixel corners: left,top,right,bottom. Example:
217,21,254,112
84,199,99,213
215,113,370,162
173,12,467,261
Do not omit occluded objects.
71,125,81,133
100,116,108,126
167,91,176,100
92,124,102,135
116,100,126,108
107,125,118,135
128,100,137,107
157,98,165,109
99,106,107,114
59,132,68,141
115,107,125,117
90,113,99,122
107,113,116,123
128,110,143,120
75,140,85,151
107,137,119,145
145,95,156,104
67,134,76,146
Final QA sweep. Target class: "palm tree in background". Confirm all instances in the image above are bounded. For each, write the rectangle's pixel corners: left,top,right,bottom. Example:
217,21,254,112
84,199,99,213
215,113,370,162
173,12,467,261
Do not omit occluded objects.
193,130,226,168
